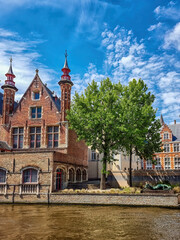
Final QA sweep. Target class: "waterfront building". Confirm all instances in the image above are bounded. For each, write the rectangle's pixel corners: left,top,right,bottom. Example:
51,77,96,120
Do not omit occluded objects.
88,116,180,187
0,55,88,197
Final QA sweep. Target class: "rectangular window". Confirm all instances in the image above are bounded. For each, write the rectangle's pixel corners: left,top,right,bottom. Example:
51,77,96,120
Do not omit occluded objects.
164,133,169,139
174,157,180,169
34,92,40,100
30,127,41,148
12,127,24,149
164,158,171,170
174,143,179,152
146,159,152,170
91,151,96,160
155,158,162,170
30,107,42,119
47,126,59,148
164,144,170,152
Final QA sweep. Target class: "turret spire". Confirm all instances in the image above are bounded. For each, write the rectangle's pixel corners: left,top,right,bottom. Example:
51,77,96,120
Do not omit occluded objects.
58,51,73,86
160,114,164,125
7,57,14,75
63,50,69,69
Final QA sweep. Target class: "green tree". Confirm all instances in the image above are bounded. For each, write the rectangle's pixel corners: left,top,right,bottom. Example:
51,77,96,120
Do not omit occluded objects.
119,79,162,187
67,78,124,189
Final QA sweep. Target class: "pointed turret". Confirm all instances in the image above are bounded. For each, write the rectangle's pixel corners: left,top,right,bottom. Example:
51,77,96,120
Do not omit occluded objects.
58,50,73,86
1,58,18,124
160,114,164,125
2,57,18,91
58,51,73,121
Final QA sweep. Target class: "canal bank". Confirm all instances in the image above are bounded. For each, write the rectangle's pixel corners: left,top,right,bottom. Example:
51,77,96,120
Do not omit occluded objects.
0,193,179,208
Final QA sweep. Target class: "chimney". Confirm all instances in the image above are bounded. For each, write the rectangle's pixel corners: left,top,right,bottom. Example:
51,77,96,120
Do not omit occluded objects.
174,120,176,124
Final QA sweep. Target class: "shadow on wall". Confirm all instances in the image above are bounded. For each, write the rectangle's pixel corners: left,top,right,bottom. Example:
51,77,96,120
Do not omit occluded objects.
108,170,180,188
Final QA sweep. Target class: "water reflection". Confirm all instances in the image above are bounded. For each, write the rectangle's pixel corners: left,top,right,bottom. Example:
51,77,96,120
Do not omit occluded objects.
0,205,179,240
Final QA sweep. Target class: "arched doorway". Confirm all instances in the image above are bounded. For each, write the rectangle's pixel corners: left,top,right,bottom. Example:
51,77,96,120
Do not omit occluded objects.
76,169,81,182
56,169,64,191
82,169,87,181
69,168,74,182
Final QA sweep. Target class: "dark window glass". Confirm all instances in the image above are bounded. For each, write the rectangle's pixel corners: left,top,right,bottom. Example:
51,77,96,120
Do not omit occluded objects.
47,126,59,148
31,107,36,118
48,134,53,147
0,169,6,183
36,134,41,148
34,92,40,100
30,107,42,119
30,135,35,148
23,169,38,183
30,127,41,148
36,127,41,133
37,107,41,118
13,135,18,148
12,127,24,149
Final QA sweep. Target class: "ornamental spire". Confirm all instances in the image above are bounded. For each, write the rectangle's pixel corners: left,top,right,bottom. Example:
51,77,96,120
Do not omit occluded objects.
58,51,73,86
6,57,15,76
160,114,164,125
63,50,69,69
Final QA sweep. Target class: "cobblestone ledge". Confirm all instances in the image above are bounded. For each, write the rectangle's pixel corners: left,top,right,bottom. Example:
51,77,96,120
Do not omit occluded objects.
0,193,179,208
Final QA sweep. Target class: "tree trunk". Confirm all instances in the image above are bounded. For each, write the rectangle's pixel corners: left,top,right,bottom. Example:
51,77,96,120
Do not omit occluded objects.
100,159,107,190
129,148,132,187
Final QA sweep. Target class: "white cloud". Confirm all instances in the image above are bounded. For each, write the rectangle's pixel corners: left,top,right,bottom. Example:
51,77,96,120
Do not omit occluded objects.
154,1,180,20
163,22,180,51
0,28,57,101
148,22,162,31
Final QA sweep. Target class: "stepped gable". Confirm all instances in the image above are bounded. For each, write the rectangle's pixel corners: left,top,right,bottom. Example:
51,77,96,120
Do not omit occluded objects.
13,70,61,114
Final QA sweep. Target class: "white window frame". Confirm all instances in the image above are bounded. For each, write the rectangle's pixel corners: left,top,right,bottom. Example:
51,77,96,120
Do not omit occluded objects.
174,157,180,169
164,143,170,152
174,143,179,152
164,157,171,170
164,133,169,140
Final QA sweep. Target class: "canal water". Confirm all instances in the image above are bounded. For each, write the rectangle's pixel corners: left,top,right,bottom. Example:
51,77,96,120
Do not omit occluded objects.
0,205,179,240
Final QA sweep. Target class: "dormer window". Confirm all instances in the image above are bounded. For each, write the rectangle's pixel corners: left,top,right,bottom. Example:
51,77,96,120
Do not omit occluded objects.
164,133,169,139
33,91,40,100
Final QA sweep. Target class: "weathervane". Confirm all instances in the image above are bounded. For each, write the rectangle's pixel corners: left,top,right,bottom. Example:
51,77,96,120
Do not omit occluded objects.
65,50,68,58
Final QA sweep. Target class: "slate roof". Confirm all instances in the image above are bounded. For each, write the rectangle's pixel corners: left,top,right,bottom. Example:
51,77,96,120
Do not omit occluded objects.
169,124,180,142
0,141,12,151
43,85,61,111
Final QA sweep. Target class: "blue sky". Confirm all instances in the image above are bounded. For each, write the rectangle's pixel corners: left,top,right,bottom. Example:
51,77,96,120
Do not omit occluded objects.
0,0,179,124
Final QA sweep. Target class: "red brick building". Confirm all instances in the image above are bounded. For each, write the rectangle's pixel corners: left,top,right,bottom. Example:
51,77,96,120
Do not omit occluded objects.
0,55,88,197
143,115,180,171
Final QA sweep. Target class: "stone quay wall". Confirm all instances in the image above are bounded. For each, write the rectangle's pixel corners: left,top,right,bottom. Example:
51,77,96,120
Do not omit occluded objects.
0,193,179,208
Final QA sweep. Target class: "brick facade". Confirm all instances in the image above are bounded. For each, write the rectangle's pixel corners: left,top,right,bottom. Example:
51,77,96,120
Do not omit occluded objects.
0,57,88,197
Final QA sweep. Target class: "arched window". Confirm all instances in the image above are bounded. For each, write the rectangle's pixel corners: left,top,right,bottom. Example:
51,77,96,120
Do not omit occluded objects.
0,169,6,183
69,168,74,182
23,168,38,183
76,169,81,182
56,168,65,190
82,169,87,181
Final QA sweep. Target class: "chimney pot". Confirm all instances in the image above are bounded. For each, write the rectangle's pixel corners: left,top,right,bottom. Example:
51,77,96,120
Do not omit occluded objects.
174,120,176,124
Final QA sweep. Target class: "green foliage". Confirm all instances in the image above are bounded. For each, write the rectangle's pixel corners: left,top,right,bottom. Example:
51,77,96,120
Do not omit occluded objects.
67,78,124,164
67,78,162,188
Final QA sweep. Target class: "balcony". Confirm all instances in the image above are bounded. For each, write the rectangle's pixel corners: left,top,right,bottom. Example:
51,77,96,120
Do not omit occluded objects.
20,184,39,195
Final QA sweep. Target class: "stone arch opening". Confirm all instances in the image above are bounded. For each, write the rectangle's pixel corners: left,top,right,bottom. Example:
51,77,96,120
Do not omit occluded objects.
56,168,65,191
69,168,75,182
76,169,81,182
82,169,87,181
